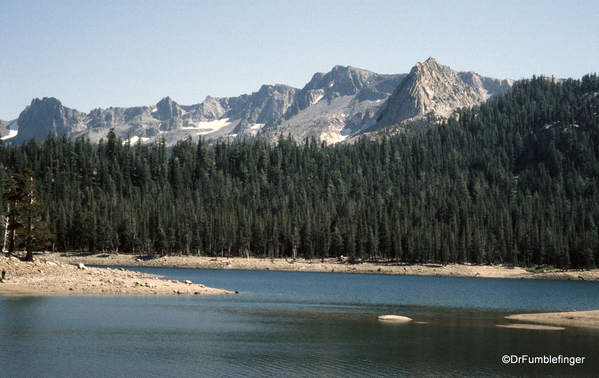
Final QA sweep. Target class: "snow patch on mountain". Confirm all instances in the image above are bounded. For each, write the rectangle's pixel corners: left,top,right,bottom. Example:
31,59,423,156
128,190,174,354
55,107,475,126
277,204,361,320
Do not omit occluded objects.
312,94,324,104
1,121,19,140
182,118,232,133
125,136,150,145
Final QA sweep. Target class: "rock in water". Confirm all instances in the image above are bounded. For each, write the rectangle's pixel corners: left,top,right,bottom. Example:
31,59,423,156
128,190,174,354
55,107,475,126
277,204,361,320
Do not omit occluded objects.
377,315,412,322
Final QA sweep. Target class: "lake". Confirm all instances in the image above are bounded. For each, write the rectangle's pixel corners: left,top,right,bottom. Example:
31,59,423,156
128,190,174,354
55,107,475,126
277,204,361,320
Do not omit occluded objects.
1,268,599,377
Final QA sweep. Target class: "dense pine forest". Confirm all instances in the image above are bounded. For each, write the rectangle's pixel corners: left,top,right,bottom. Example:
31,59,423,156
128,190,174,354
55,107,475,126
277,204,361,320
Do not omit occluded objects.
1,75,598,268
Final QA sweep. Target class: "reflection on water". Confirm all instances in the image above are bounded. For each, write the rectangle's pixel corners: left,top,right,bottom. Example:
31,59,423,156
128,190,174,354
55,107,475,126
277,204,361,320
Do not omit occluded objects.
1,269,598,377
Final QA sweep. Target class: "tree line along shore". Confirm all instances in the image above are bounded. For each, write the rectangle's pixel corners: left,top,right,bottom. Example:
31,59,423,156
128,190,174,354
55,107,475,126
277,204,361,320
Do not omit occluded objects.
0,75,599,270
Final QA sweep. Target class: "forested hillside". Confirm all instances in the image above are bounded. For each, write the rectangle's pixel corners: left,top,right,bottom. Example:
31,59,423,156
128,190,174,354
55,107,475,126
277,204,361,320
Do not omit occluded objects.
1,75,598,268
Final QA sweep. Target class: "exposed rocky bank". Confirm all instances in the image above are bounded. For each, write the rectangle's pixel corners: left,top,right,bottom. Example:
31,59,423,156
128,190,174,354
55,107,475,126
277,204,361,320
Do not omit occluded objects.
41,252,599,281
0,253,235,296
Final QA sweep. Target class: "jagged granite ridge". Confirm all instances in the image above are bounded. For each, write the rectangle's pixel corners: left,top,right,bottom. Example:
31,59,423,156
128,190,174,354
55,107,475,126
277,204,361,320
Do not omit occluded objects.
7,59,514,145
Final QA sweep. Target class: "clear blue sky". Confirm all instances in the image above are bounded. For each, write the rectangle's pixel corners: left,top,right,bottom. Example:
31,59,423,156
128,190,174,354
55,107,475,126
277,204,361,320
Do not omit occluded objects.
1,0,597,120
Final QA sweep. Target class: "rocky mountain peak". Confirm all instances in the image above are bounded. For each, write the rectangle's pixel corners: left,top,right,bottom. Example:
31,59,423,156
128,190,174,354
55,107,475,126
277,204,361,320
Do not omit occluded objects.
415,57,440,69
229,84,299,131
283,65,404,120
155,96,183,120
376,58,484,127
315,65,378,96
409,57,467,93
15,97,85,142
23,97,74,121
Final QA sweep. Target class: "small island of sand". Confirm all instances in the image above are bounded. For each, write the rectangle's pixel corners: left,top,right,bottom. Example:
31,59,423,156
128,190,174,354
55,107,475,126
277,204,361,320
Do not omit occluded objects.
505,310,599,330
496,324,565,330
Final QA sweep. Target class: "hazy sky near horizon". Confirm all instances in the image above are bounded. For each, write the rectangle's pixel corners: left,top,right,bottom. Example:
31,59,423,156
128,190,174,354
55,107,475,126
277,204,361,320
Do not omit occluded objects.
1,0,597,120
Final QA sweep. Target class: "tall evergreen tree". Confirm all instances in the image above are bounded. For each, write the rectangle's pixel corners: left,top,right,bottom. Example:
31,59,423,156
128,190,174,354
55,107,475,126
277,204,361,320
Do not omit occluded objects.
2,169,53,261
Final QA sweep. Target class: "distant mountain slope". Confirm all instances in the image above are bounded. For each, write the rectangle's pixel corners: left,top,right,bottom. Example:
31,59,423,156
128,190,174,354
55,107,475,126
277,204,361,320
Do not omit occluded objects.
12,85,299,145
6,59,514,146
256,65,406,144
457,71,514,100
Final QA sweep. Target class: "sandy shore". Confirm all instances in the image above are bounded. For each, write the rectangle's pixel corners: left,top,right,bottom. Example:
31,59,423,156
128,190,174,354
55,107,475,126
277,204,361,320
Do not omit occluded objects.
38,251,599,281
0,254,235,296
496,324,566,330
505,311,599,330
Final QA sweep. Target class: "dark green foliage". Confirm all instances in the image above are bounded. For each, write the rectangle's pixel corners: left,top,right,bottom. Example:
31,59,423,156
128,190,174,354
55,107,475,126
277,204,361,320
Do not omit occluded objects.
2,168,53,261
0,75,598,268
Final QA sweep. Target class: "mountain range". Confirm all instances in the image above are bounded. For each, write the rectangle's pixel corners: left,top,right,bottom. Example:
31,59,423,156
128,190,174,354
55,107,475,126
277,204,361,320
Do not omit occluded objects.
1,58,514,146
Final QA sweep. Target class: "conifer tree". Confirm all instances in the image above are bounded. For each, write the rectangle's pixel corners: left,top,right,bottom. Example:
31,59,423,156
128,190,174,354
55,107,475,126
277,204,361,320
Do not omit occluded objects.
2,169,53,261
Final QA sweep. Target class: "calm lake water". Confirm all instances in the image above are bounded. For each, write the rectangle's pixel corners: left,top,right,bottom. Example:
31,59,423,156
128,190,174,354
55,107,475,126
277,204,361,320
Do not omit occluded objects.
1,268,599,377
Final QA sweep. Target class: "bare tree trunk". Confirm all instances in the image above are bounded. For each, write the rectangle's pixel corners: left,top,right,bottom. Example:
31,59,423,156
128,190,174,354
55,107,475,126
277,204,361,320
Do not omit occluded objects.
7,228,15,259
2,205,9,255
24,245,33,262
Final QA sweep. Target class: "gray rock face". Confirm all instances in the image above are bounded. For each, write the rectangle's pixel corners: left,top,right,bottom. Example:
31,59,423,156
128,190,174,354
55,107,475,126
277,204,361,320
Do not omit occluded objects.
376,58,492,128
255,66,406,144
283,65,405,119
8,59,513,146
228,84,299,135
155,97,183,121
234,84,299,124
458,71,514,101
15,97,86,142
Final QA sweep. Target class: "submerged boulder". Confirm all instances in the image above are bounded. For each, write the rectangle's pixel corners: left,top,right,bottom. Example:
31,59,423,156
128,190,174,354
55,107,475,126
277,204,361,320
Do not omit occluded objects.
377,315,412,322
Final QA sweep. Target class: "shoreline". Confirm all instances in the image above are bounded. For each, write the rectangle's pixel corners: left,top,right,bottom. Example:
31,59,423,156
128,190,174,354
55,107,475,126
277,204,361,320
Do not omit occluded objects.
41,251,599,281
0,253,235,296
3,252,599,329
40,252,599,329
505,310,599,329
